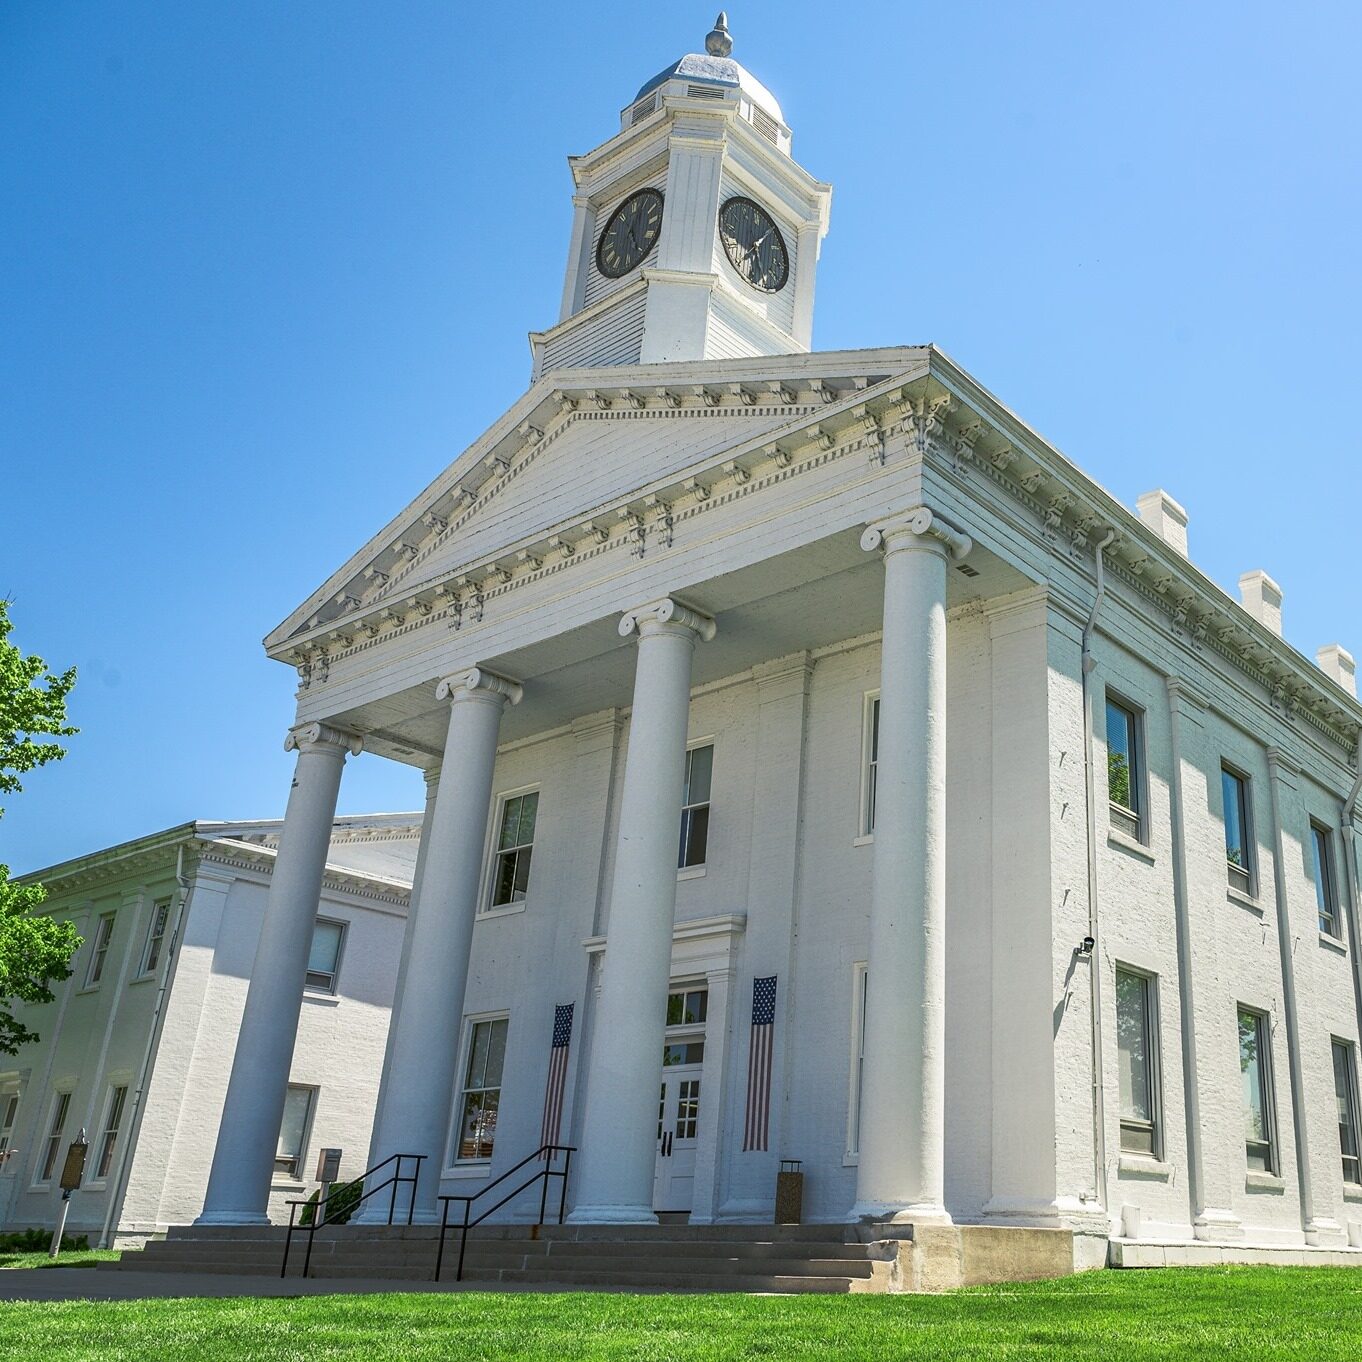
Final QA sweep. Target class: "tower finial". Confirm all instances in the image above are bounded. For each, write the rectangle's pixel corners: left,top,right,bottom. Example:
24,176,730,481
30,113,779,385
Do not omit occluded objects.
705,12,733,58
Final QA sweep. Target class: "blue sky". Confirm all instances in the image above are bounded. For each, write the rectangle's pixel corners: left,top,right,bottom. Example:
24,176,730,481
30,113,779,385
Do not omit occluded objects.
3,1,1359,873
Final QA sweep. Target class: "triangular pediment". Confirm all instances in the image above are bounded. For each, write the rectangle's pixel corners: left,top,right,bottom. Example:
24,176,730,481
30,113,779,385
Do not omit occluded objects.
265,349,926,653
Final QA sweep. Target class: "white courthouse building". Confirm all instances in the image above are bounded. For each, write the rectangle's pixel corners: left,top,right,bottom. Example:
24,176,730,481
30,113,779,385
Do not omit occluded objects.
164,17,1362,1267
2,816,415,1244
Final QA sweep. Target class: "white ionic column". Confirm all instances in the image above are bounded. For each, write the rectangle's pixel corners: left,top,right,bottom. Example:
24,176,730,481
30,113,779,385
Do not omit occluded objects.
852,507,971,1224
569,597,716,1223
356,668,521,1223
198,721,361,1225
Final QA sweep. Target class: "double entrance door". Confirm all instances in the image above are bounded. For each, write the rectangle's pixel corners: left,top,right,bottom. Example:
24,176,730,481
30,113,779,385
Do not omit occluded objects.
652,983,708,1214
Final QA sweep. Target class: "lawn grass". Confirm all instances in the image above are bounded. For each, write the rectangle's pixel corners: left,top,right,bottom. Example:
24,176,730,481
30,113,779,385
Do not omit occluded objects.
1,1267,1360,1360
0,1250,122,1271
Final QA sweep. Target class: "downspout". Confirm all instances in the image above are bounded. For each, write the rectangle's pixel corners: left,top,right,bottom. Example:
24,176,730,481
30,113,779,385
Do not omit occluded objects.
1341,745,1362,1103
98,843,194,1248
1081,528,1118,1213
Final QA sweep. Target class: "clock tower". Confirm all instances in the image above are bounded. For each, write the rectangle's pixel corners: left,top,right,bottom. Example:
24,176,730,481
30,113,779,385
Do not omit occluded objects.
529,14,832,378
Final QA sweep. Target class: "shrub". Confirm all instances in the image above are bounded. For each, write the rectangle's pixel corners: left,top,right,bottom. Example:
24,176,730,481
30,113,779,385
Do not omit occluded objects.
0,1228,89,1252
298,1178,363,1228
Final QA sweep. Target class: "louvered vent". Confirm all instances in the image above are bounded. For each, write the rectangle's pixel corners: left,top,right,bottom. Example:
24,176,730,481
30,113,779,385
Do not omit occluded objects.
630,95,657,125
686,84,726,100
750,106,780,144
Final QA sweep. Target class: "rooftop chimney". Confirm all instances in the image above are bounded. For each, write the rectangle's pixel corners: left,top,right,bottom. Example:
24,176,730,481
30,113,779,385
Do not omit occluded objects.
1317,644,1357,698
1239,570,1283,636
1136,490,1189,557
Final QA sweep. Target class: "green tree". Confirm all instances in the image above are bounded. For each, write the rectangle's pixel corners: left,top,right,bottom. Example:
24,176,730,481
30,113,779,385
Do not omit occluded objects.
0,601,79,1055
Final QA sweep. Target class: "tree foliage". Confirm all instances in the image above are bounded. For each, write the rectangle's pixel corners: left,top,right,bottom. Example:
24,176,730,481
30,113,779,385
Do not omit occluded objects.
0,600,80,1055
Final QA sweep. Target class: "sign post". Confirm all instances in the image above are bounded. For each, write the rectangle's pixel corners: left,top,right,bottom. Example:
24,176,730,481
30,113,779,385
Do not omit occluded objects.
49,1129,89,1260
315,1147,342,1223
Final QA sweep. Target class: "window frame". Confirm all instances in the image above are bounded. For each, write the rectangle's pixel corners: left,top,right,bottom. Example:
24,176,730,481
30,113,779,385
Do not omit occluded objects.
85,912,117,988
678,740,714,871
304,917,348,995
845,962,869,1163
1114,965,1162,1158
1237,1005,1278,1175
1333,1038,1362,1187
484,786,541,914
1221,764,1256,896
274,1084,317,1181
0,1089,20,1160
139,898,172,978
1311,822,1341,939
37,1090,72,1185
92,1084,128,1183
858,692,880,839
1104,693,1146,843
451,1013,510,1166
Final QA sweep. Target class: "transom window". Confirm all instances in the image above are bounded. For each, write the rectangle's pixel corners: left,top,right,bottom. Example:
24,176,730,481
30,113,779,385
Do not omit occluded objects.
861,695,880,836
663,986,707,1068
490,791,538,908
457,1018,508,1162
678,745,713,869
1312,823,1340,938
1115,967,1160,1156
1222,767,1253,894
95,1085,128,1181
1238,1007,1276,1174
1333,1039,1361,1186
40,1091,71,1183
305,919,346,994
141,899,170,976
86,913,116,987
275,1085,315,1179
1105,698,1144,840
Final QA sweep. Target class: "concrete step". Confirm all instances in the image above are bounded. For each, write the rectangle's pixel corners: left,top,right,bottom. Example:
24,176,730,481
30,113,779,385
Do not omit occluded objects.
459,1266,860,1293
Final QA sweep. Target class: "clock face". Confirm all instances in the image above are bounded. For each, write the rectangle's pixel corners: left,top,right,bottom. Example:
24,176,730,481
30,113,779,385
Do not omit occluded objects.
596,188,665,278
718,196,789,292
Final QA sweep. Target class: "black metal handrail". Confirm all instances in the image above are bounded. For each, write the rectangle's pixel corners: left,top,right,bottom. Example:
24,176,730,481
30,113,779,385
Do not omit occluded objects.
281,1151,425,1278
435,1144,575,1282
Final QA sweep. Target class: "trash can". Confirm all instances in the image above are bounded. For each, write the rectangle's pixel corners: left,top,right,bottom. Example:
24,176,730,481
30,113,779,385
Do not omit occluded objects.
775,1159,803,1224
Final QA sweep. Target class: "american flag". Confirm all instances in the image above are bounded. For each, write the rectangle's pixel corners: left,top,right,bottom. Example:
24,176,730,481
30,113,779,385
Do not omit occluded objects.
742,976,778,1152
539,1003,574,1154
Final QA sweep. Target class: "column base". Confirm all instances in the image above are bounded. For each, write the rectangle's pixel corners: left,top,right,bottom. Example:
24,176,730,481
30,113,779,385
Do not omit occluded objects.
566,1204,659,1226
193,1210,271,1227
849,1200,953,1229
1193,1208,1244,1241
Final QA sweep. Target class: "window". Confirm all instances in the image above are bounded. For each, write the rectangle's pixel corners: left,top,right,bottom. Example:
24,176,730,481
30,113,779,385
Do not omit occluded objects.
305,919,346,993
275,1085,315,1179
1238,1007,1276,1173
663,986,707,1067
0,1093,19,1158
1333,1040,1361,1185
489,791,538,908
861,694,880,836
141,899,171,976
1105,698,1144,840
848,963,868,1158
86,913,116,987
1312,824,1341,938
456,1018,508,1161
678,744,713,869
1115,968,1160,1156
1222,767,1253,894
39,1091,71,1183
95,1086,128,1181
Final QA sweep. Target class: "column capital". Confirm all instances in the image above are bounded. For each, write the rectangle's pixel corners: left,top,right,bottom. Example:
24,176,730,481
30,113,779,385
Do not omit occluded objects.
435,667,523,706
284,722,363,757
861,506,973,561
618,596,717,642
